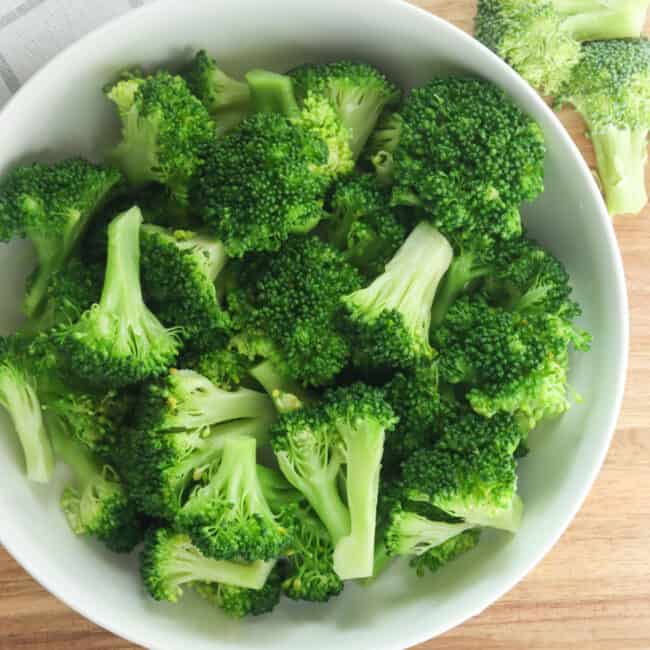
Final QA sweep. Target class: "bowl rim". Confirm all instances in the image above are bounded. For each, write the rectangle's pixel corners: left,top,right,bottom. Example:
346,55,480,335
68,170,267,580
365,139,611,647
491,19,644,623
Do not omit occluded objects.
0,0,629,648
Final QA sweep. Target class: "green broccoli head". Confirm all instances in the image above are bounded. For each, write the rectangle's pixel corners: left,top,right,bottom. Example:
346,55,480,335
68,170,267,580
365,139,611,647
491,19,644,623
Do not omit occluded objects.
140,224,231,350
184,50,252,136
140,527,275,602
402,411,523,532
107,71,214,201
60,206,180,387
175,436,291,562
192,112,330,256
558,38,650,215
322,174,407,278
391,77,544,239
278,504,343,602
180,343,253,391
290,61,401,157
342,222,453,370
228,235,363,386
194,568,282,618
125,368,275,519
475,0,649,95
48,412,143,552
0,341,54,483
0,158,122,317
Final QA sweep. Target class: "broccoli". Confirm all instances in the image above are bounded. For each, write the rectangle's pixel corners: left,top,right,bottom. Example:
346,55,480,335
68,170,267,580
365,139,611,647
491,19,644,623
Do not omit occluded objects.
141,527,275,602
175,436,291,562
410,528,482,577
0,158,122,318
140,224,231,350
290,61,401,158
180,343,253,391
557,38,650,215
278,504,343,602
365,110,403,185
475,0,650,95
228,235,363,386
192,112,329,256
257,465,306,512
185,50,252,136
107,71,214,201
0,340,54,482
402,411,523,532
384,502,478,564
342,222,453,370
273,383,396,579
390,78,545,239
47,412,142,552
194,569,282,618
245,68,301,116
321,174,407,278
125,368,275,519
60,206,180,387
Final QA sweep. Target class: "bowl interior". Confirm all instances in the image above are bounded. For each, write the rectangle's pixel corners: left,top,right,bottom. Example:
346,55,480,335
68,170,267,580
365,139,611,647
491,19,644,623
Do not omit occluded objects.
0,1,627,649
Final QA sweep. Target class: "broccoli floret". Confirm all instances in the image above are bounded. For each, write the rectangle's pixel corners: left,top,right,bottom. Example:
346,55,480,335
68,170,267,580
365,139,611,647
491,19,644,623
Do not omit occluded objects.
0,159,122,317
141,527,275,602
342,222,453,370
180,343,253,391
60,206,180,387
194,568,282,618
140,225,231,350
107,71,214,201
290,61,401,158
402,411,523,532
228,235,363,386
47,412,142,552
175,436,291,562
475,0,650,95
272,383,396,579
321,174,407,278
557,38,650,215
278,504,343,602
22,258,103,334
410,528,482,577
365,110,403,185
184,50,252,136
192,113,329,256
125,368,275,519
245,68,301,116
0,340,54,482
383,363,442,468
390,78,545,238
385,502,477,562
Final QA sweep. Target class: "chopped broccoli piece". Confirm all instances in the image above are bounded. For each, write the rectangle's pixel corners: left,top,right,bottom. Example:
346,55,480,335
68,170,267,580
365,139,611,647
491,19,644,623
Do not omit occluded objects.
342,222,453,369
410,527,482,576
0,158,122,317
141,527,275,602
228,235,363,386
475,0,650,95
192,112,329,256
140,224,231,350
175,436,291,562
194,568,282,618
0,340,54,482
290,61,401,158
390,77,545,239
124,368,275,519
557,38,650,215
47,412,142,552
402,411,523,532
246,68,300,116
60,206,180,387
107,71,214,201
184,50,252,135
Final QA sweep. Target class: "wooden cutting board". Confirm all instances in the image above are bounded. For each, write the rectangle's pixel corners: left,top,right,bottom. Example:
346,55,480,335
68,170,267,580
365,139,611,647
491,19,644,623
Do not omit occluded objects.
1,2,649,649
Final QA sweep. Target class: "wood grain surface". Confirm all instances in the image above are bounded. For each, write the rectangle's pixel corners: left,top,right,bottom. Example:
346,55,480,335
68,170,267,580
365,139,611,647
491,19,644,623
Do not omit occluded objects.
1,2,649,649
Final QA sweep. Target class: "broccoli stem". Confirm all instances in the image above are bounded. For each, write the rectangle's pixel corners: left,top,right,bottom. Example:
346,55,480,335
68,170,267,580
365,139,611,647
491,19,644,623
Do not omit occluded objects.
249,360,306,413
431,253,491,327
0,364,54,482
554,0,649,40
245,70,299,117
333,420,385,580
337,89,392,159
371,150,395,186
591,126,649,215
49,417,99,487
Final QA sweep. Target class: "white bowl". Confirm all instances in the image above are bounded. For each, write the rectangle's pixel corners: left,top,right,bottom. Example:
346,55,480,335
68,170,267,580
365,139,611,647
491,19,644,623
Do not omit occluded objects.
0,0,628,648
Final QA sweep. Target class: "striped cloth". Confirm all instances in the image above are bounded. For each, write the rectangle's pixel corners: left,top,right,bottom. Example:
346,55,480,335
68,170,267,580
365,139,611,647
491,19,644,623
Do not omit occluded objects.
0,0,155,108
